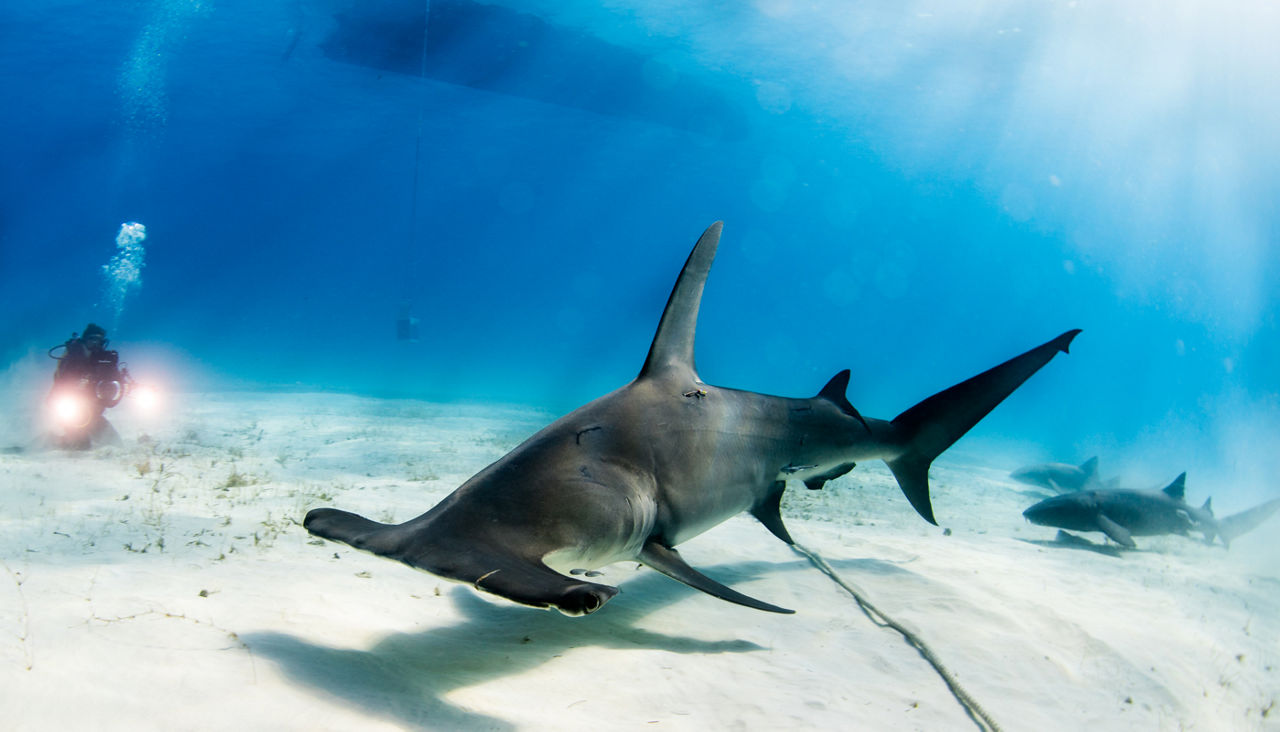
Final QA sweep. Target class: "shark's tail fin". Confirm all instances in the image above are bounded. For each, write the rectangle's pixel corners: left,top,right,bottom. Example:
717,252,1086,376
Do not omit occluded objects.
886,330,1080,524
1217,497,1280,547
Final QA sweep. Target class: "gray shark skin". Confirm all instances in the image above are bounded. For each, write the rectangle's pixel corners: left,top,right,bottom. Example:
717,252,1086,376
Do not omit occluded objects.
306,222,1079,615
1010,456,1103,494
1022,472,1280,549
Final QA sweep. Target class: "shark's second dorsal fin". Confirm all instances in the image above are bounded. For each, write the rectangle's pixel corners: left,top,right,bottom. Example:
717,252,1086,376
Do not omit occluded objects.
639,222,722,380
1162,472,1188,501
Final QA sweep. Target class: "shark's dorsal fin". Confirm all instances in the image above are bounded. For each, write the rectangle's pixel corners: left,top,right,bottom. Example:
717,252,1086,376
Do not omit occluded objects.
1080,456,1099,477
1162,472,1187,501
818,369,851,403
817,370,871,432
639,222,722,380
1201,497,1213,516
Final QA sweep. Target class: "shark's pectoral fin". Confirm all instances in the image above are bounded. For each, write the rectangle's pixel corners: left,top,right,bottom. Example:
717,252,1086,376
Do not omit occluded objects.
639,541,794,614
1096,514,1136,548
750,481,795,545
1047,478,1066,494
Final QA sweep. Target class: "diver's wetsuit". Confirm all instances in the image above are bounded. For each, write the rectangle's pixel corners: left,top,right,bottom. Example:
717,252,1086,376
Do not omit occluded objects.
51,336,125,448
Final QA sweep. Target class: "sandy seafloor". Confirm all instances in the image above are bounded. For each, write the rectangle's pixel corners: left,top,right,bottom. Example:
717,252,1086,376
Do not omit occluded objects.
1,389,1277,732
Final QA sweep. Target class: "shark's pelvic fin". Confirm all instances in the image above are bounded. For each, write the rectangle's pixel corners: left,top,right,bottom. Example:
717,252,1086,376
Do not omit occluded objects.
747,481,793,542
639,222,722,380
750,481,795,544
639,540,794,614
887,329,1080,524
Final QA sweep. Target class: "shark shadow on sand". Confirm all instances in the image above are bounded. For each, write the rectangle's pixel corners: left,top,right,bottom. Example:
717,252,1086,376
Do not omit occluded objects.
246,557,913,729
1018,530,1127,558
247,554,931,728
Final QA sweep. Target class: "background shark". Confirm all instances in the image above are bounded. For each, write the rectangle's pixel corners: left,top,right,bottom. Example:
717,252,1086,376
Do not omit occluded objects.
1023,472,1280,549
1010,456,1108,494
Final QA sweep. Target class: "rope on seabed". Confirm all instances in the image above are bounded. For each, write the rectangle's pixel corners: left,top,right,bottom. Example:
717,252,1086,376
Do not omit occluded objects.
791,543,1002,732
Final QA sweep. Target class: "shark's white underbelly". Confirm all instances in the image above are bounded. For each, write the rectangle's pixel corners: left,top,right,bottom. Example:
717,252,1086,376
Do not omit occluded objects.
540,493,660,573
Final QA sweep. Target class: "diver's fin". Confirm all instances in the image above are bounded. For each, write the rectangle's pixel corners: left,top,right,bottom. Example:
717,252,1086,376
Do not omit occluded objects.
887,330,1079,524
639,222,721,379
639,541,794,614
1161,472,1187,501
803,462,857,491
1096,513,1136,548
750,481,795,544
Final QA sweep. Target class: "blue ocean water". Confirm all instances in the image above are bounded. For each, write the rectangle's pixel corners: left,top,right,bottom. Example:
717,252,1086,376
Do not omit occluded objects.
2,1,1278,499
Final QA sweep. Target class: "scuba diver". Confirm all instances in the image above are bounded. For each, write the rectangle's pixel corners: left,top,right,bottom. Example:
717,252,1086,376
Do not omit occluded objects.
47,323,133,449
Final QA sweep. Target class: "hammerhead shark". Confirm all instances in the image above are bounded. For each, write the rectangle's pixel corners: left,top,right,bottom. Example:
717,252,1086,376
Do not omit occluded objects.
306,222,1078,615
1023,472,1280,548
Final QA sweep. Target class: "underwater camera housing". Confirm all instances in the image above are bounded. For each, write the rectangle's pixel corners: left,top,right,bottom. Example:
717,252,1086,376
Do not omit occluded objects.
46,334,138,435
47,371,134,428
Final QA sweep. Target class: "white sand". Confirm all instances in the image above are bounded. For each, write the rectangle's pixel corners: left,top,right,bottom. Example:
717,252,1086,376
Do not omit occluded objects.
1,390,1277,731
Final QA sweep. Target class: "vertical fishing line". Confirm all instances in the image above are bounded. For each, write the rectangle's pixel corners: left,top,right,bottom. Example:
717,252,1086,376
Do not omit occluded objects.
791,542,1002,732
